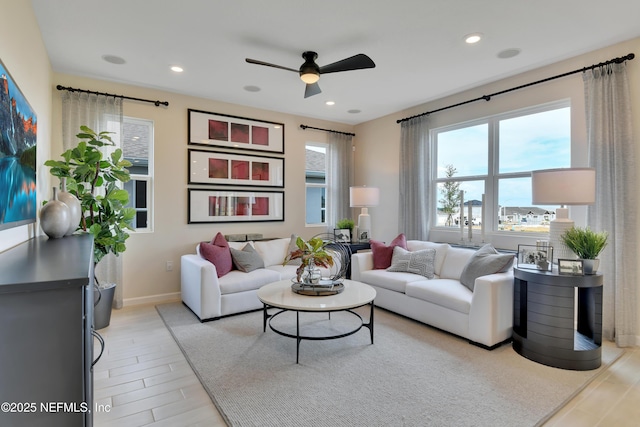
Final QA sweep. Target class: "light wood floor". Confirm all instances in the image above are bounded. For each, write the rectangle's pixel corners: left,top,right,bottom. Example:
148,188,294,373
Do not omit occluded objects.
94,303,639,427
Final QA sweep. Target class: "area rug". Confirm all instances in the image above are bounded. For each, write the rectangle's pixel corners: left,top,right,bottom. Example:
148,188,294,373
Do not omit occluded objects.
156,302,622,427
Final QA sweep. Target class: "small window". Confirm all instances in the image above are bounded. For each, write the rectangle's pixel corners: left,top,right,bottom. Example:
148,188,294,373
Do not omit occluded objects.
305,143,327,225
122,117,153,232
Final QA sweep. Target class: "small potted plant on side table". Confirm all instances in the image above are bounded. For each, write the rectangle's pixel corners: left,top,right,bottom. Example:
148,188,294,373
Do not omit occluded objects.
560,226,608,274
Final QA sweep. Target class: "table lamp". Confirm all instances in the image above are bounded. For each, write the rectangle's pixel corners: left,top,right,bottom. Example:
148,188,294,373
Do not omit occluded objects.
531,168,596,263
350,186,380,242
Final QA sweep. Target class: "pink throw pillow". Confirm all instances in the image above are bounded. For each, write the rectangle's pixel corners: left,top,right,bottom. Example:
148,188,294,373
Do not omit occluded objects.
200,232,233,277
370,233,407,269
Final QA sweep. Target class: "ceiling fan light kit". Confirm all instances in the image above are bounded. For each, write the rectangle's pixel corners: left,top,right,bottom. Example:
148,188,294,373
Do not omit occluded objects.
246,51,375,98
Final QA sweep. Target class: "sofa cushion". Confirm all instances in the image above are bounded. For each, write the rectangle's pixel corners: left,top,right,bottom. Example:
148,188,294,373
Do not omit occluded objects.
460,244,515,291
253,238,290,267
387,246,436,279
406,241,450,277
439,247,475,280
371,233,407,269
360,269,425,293
285,234,302,265
199,232,233,278
405,279,472,314
230,244,265,273
218,269,280,295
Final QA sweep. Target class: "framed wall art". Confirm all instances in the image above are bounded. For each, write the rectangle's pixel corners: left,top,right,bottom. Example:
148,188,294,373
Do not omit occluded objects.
0,58,38,231
188,109,284,154
188,149,284,187
188,189,284,223
517,244,553,271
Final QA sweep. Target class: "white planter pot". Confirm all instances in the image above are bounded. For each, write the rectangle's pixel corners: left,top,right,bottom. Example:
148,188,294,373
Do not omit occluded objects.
582,259,600,275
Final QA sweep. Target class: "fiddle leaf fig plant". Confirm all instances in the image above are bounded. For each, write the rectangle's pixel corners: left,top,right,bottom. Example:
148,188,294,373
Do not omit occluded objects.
44,126,136,264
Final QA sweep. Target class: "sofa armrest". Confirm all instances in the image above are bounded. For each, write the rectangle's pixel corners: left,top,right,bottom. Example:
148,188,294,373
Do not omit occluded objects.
468,271,514,347
181,254,222,320
351,252,374,282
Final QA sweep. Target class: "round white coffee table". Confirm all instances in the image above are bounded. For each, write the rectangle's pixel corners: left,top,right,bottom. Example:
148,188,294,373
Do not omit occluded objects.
257,279,376,363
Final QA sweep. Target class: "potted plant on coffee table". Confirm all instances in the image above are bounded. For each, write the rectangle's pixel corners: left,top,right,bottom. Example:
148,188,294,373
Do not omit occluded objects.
560,226,608,274
45,126,136,327
283,236,334,284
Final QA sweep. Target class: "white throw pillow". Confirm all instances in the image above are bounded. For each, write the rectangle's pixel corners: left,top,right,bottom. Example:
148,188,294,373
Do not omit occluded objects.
387,246,436,279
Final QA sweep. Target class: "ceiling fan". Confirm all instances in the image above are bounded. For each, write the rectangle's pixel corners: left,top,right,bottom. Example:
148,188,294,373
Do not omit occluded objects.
245,51,375,98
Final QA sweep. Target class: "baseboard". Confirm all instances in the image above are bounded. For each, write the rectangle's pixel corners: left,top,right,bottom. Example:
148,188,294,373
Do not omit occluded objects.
123,292,181,307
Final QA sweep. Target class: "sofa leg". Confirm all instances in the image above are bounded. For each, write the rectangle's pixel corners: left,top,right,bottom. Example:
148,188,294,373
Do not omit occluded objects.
468,337,512,350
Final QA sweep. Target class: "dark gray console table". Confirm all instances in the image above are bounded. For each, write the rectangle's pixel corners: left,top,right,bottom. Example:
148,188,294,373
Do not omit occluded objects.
513,267,603,370
0,234,96,426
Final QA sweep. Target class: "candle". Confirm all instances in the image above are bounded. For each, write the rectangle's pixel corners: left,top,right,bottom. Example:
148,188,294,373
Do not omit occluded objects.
459,191,464,241
481,194,485,242
468,200,472,242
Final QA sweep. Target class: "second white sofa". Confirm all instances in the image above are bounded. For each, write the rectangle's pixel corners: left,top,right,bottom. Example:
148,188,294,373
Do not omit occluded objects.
351,240,514,349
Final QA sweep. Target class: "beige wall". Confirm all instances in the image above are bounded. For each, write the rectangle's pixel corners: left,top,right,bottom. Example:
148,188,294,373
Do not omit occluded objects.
354,36,640,342
0,0,53,252
51,74,355,303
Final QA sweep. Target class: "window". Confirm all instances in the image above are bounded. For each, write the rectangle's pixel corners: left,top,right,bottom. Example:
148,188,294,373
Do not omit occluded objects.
122,117,153,232
305,143,327,225
432,101,571,235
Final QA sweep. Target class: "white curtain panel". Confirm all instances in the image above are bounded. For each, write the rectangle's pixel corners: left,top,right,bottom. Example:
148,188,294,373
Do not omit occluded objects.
583,62,637,346
61,91,125,309
327,132,353,228
399,116,430,240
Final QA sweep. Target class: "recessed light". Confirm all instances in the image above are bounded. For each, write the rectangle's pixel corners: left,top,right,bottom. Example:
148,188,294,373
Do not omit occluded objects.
325,101,335,106
244,85,261,92
497,48,521,59
102,54,126,65
464,33,483,44
170,66,184,73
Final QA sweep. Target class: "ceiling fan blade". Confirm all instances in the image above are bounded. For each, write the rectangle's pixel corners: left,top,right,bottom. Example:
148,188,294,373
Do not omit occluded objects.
304,82,322,98
245,58,298,73
319,54,375,74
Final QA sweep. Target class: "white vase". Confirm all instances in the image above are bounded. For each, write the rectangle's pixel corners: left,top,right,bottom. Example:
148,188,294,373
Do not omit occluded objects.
40,187,70,239
583,259,600,275
58,178,82,236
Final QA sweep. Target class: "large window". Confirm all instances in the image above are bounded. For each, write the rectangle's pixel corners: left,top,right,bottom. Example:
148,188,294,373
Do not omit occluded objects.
305,143,327,225
432,101,571,235
122,117,153,232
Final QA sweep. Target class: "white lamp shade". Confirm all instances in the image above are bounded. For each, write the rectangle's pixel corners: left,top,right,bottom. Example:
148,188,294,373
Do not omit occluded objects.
531,168,596,205
350,186,380,207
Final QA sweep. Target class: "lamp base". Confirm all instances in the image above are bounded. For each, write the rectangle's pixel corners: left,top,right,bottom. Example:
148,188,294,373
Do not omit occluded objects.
357,208,371,242
549,207,575,264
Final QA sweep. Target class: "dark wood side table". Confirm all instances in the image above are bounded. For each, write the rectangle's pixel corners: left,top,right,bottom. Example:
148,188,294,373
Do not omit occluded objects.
512,267,603,370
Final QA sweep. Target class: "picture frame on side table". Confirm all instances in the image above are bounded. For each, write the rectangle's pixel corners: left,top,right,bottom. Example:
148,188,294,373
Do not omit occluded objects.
334,229,351,243
188,189,284,223
188,149,284,188
188,109,284,154
558,259,584,275
517,244,553,271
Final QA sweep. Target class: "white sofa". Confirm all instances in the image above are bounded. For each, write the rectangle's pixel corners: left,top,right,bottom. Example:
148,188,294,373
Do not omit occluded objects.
181,237,299,321
351,241,514,349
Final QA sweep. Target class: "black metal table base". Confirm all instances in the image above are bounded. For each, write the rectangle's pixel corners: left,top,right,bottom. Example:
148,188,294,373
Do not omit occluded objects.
262,301,374,363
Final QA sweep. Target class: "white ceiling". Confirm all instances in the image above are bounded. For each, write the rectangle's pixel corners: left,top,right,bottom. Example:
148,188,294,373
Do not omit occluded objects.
31,0,640,125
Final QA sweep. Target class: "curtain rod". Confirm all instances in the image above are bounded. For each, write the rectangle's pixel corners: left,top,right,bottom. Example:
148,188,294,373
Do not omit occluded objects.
300,124,355,137
396,53,635,124
56,85,169,107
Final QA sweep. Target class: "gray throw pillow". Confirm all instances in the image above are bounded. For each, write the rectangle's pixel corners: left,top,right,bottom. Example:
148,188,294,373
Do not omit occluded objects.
387,246,436,279
460,244,514,291
230,244,265,272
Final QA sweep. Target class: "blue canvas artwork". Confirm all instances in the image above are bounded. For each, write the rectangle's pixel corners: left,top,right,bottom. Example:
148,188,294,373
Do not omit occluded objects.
0,59,37,231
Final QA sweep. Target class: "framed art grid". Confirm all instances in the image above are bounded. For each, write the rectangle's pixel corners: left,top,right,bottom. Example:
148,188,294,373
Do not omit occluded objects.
188,109,284,154
188,189,284,223
188,149,284,187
